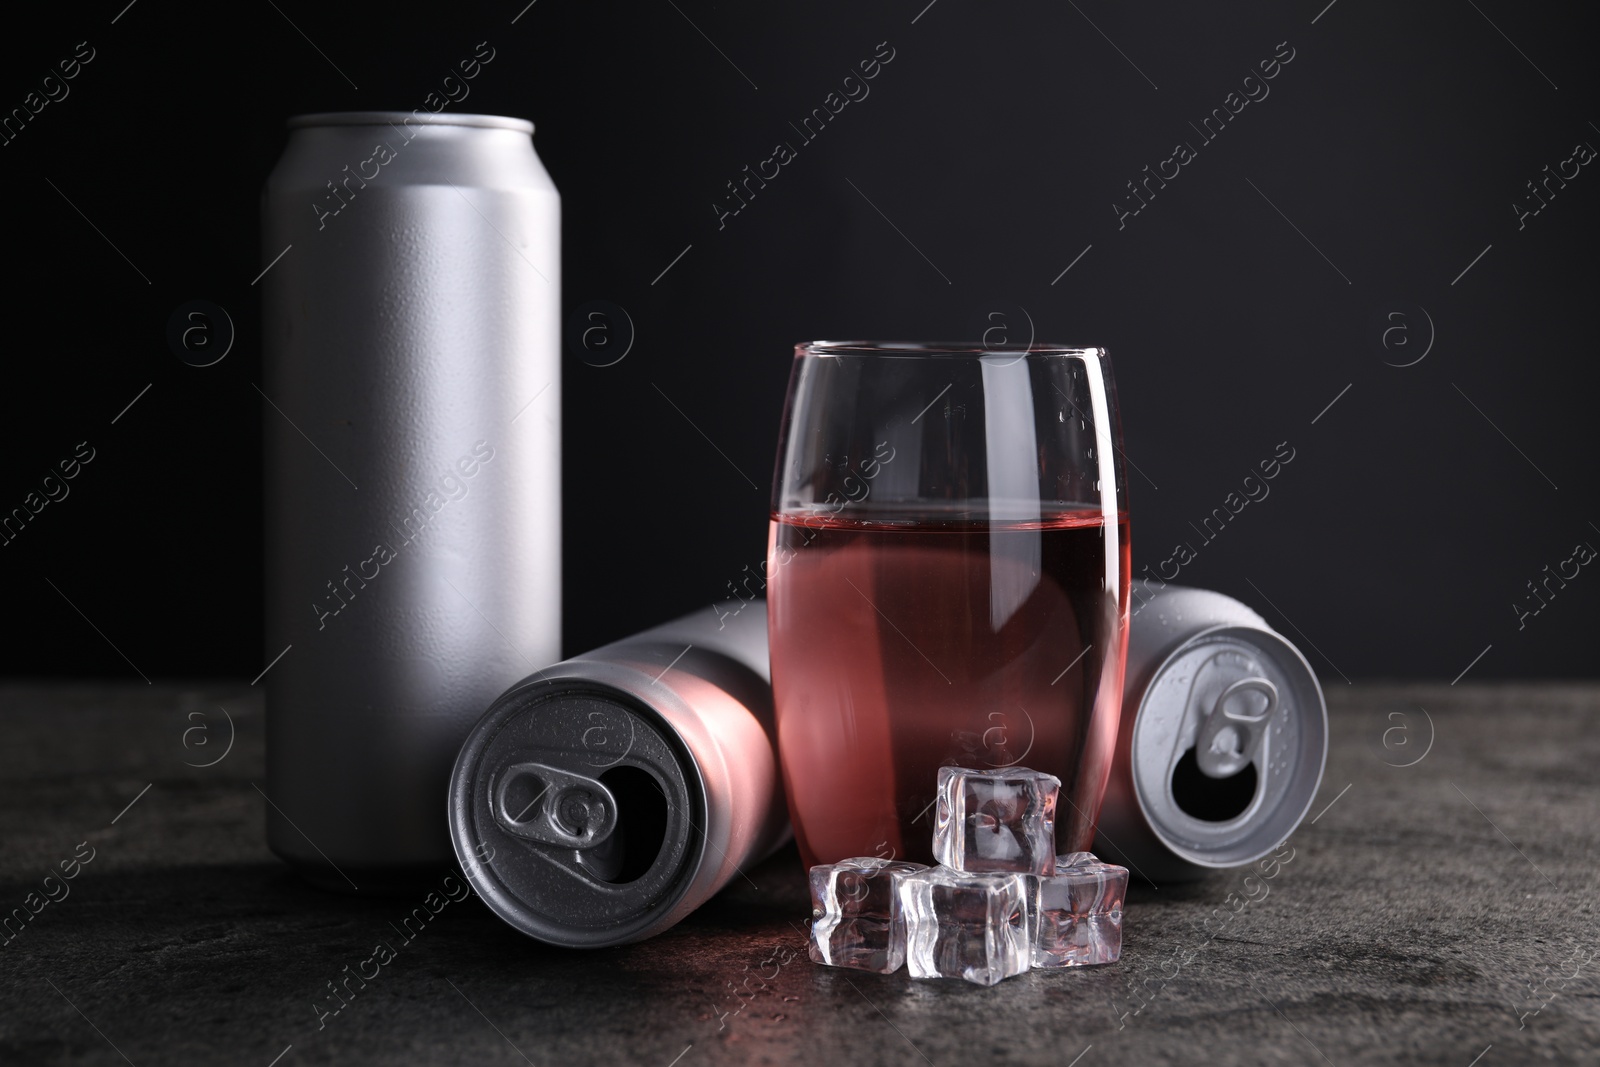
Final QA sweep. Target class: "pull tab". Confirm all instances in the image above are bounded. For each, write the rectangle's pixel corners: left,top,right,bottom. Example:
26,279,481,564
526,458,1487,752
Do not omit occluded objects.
1194,677,1277,779
493,762,619,849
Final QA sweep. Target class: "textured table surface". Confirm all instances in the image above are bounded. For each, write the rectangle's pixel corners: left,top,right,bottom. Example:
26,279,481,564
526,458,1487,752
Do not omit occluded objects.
0,681,1595,1066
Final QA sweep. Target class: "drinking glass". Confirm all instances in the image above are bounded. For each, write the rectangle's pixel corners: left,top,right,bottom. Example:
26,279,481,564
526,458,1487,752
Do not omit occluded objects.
767,342,1131,868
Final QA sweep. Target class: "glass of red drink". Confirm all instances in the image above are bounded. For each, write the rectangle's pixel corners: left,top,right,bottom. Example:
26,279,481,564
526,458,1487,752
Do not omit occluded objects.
767,342,1131,869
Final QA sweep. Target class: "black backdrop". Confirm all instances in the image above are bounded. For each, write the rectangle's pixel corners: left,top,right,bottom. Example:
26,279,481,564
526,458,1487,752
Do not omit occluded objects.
1,0,1595,681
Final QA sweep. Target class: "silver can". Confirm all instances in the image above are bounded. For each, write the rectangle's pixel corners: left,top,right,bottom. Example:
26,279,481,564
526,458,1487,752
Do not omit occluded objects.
1092,581,1327,882
262,111,560,891
448,603,790,948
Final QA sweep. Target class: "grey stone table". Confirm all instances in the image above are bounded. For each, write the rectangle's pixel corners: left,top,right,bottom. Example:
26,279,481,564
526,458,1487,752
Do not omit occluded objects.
0,682,1595,1066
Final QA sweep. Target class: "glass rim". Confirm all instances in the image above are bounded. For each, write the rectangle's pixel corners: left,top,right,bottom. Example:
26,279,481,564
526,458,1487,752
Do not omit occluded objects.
796,340,1106,358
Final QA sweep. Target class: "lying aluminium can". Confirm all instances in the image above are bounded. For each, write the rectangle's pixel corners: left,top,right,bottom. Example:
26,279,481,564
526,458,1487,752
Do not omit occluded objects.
262,112,561,891
1092,581,1328,883
449,603,789,948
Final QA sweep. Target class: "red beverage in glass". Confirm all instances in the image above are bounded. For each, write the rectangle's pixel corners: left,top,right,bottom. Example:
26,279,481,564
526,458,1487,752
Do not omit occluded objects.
769,508,1129,868
766,343,1131,872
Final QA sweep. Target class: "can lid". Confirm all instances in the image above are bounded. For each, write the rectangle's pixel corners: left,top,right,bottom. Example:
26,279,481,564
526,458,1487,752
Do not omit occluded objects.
448,680,705,948
288,111,535,134
1130,625,1327,868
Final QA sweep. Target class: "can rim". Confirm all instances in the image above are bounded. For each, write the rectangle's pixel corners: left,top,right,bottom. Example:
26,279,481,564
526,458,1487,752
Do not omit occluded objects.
288,111,534,134
447,670,707,948
1130,623,1329,868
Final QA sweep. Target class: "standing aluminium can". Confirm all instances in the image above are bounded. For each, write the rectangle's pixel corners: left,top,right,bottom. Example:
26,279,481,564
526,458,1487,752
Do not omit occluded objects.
449,603,790,948
1092,581,1328,883
262,112,560,891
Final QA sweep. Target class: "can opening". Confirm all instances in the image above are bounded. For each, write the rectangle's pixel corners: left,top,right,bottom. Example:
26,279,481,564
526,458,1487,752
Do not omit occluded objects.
576,766,670,884
1170,746,1258,823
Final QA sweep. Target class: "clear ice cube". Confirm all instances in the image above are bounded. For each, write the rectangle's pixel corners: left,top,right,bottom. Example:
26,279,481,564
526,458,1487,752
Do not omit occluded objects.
1028,851,1127,968
898,867,1031,986
809,857,928,973
933,765,1060,876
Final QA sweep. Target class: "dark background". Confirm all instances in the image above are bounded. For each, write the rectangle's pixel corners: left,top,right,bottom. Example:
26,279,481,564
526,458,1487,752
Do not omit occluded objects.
1,0,1594,681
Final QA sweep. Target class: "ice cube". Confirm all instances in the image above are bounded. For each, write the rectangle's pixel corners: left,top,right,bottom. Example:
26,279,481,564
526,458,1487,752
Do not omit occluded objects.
898,867,1031,986
1028,851,1127,968
809,857,928,973
933,765,1060,876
